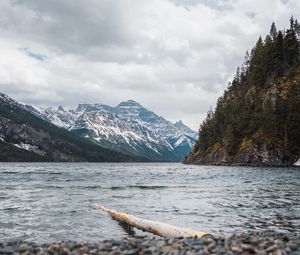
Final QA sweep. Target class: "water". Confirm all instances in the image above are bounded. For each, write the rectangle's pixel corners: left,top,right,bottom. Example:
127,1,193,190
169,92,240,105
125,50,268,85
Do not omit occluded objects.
0,163,299,242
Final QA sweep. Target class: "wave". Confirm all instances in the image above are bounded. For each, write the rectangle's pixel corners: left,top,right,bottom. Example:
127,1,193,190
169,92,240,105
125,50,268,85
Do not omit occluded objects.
109,185,187,190
69,184,180,190
1,171,63,175
127,185,169,190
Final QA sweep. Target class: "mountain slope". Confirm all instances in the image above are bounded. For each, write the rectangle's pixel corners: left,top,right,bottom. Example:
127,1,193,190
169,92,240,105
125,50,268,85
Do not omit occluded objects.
25,100,197,161
0,93,139,162
185,19,300,166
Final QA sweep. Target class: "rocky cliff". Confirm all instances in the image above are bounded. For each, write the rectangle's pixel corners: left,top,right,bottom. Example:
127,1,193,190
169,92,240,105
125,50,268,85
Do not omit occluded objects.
185,19,300,166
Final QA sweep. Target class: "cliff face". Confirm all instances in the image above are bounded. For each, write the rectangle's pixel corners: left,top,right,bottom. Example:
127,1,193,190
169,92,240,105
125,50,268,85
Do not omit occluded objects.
185,20,300,166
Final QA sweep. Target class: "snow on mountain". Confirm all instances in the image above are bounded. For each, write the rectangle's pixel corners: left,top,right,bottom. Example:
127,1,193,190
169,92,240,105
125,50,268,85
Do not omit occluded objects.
174,120,198,139
25,100,198,161
0,92,19,106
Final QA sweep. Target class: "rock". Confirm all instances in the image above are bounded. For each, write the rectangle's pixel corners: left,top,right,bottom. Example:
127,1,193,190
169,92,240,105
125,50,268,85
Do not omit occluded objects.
0,247,14,254
290,252,300,255
241,244,256,254
256,250,267,255
17,243,31,252
231,245,243,253
78,245,89,254
20,251,31,255
267,245,280,253
61,247,70,255
123,249,139,255
160,245,172,253
47,243,62,254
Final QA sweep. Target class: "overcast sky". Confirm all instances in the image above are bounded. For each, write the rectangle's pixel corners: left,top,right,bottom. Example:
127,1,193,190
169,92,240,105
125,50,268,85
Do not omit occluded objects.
0,0,299,130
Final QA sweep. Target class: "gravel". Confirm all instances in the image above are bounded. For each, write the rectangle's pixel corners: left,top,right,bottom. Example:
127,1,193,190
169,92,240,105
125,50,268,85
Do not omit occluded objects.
1,232,299,255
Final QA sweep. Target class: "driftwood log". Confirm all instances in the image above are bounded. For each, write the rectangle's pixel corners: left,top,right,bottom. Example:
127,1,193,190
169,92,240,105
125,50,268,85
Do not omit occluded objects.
93,203,212,239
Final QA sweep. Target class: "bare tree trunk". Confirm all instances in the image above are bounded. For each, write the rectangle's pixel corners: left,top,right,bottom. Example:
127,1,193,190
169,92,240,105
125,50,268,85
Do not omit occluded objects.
93,203,212,239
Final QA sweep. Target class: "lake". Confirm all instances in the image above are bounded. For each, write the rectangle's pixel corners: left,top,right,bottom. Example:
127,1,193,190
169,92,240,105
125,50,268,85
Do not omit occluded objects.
0,163,299,243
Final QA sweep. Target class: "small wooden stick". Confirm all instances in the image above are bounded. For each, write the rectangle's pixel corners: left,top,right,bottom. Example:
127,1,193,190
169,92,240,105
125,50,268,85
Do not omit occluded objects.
93,203,212,239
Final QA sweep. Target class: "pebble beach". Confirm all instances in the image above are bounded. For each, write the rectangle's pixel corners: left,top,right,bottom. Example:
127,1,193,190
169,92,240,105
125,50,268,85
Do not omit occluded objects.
1,232,299,255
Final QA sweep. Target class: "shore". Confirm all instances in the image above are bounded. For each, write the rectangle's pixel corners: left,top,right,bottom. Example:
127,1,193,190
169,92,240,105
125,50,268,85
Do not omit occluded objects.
1,232,299,255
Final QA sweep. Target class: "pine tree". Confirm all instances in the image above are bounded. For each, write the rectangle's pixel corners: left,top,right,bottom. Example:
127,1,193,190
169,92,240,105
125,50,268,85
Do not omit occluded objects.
284,27,299,66
274,31,285,74
270,22,278,41
249,36,265,86
294,19,300,38
290,16,295,30
264,34,275,76
241,51,250,76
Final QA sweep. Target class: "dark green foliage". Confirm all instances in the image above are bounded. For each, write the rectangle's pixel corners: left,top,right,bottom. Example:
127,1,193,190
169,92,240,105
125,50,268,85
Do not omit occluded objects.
0,141,45,162
284,28,299,66
274,31,285,75
194,18,300,165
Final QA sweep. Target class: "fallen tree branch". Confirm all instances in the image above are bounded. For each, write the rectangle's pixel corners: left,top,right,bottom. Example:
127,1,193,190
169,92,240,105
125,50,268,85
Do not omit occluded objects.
93,203,212,239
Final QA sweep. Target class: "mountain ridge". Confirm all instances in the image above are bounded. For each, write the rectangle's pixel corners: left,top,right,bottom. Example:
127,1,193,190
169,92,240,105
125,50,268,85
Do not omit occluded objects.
0,92,141,162
24,99,197,161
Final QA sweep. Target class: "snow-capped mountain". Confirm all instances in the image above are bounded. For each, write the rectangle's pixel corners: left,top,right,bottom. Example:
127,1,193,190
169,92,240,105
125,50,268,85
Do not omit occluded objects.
0,92,134,162
25,100,198,161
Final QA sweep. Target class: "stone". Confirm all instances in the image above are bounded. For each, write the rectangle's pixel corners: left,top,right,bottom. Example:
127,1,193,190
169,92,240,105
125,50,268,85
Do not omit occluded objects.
0,247,14,254
48,243,61,253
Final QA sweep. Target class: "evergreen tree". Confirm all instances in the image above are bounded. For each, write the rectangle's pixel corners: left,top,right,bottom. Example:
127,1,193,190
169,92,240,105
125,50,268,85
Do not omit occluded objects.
274,31,285,74
290,16,295,30
270,22,278,41
264,34,275,76
284,27,299,66
294,19,300,37
241,51,250,78
249,36,266,87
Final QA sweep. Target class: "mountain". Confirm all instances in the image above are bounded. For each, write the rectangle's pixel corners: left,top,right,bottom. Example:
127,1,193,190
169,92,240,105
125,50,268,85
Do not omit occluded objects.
185,18,300,166
0,93,139,162
25,100,197,161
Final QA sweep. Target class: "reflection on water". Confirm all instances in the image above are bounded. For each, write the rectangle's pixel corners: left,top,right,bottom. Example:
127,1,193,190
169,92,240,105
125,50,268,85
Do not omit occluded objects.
0,163,299,242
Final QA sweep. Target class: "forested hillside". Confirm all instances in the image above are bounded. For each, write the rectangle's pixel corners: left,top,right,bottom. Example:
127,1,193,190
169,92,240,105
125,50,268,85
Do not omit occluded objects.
185,17,300,166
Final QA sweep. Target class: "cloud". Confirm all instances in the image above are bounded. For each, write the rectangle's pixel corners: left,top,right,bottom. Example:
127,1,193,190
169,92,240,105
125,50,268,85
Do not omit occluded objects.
0,0,299,130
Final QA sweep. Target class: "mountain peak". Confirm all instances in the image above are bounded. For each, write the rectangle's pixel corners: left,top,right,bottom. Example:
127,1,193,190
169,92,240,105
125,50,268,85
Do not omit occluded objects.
117,100,143,108
0,92,19,106
174,120,193,130
57,105,65,112
174,120,197,139
0,92,10,101
174,120,183,126
76,103,90,112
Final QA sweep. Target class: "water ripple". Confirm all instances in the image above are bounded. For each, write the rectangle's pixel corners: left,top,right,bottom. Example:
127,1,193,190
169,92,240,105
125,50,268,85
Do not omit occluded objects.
0,163,299,242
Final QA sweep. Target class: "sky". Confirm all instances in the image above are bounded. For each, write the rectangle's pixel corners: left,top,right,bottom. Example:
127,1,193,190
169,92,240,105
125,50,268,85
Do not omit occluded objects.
0,0,299,130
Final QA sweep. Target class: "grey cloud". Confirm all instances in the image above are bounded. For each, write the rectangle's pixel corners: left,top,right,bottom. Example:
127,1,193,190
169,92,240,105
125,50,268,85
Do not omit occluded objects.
8,0,139,54
0,0,300,129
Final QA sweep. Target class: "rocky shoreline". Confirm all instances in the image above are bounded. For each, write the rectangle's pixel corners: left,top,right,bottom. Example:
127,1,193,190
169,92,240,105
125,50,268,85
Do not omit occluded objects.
1,232,299,255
